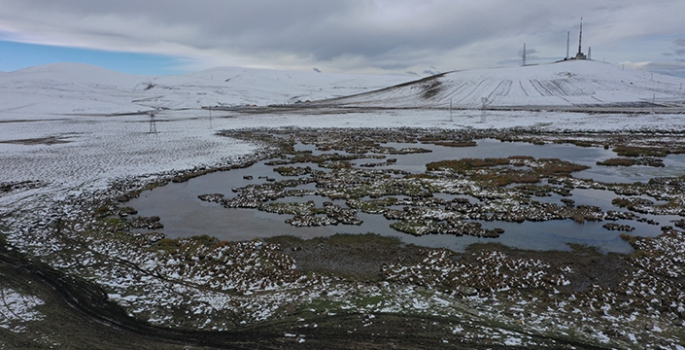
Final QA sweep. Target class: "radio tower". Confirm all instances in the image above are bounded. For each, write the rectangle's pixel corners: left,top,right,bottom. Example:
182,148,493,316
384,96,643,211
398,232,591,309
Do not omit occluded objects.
573,18,587,60
577,17,583,56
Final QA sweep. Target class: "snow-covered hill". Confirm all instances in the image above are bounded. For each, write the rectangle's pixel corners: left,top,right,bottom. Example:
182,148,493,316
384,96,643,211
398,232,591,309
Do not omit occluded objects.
1,60,684,118
0,63,410,116
319,60,685,108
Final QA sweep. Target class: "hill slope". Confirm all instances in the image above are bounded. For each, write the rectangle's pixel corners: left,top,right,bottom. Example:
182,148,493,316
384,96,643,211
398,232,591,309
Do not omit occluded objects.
0,63,409,116
2,61,684,117
318,60,685,108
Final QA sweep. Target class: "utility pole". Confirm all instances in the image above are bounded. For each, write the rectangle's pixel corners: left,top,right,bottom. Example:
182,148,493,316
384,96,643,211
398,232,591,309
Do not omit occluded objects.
209,106,213,129
522,43,526,66
481,97,488,123
449,100,453,122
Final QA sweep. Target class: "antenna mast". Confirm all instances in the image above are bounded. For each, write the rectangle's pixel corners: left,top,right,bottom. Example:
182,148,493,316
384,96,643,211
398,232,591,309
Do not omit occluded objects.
577,17,583,56
566,31,570,59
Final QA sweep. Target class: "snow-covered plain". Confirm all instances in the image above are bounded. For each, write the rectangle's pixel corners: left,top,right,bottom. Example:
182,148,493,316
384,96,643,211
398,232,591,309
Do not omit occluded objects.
2,60,685,213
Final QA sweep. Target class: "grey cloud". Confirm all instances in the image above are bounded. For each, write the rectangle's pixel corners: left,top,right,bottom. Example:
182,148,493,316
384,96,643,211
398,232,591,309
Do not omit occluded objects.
2,0,685,75
664,38,685,60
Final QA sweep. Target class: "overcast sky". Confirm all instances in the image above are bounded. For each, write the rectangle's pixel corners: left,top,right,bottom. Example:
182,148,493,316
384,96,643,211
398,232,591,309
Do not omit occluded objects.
1,0,685,77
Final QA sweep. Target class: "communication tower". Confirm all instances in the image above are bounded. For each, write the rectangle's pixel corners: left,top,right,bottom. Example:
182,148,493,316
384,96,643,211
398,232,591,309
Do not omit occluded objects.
574,18,587,60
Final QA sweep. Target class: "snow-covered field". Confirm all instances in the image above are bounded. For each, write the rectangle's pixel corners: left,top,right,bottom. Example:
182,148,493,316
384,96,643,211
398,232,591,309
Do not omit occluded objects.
1,60,685,213
3,108,685,212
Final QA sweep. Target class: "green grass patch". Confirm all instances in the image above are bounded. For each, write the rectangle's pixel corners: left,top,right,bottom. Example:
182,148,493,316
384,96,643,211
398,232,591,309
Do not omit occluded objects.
426,158,510,172
613,145,668,158
597,158,637,166
433,141,477,148
326,233,401,246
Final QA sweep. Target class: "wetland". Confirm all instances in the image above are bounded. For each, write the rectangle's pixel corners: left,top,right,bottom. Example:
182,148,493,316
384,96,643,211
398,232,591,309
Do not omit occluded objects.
5,127,685,349
129,128,685,254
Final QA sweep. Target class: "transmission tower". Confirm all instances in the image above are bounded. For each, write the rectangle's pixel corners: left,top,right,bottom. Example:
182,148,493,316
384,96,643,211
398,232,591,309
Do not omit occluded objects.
481,97,488,123
149,111,157,134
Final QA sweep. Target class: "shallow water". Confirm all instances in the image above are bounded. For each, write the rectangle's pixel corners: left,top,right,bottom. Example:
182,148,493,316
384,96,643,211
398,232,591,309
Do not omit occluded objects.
128,139,685,253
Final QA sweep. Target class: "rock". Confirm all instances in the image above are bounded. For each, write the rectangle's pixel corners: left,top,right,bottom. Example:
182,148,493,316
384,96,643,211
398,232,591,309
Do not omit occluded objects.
456,286,477,296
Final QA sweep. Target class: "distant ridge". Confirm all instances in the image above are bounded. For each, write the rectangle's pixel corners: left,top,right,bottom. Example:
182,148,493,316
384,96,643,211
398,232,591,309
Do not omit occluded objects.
0,63,409,115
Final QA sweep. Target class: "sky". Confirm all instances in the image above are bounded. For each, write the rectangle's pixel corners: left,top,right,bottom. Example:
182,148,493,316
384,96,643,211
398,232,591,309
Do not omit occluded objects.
1,0,685,77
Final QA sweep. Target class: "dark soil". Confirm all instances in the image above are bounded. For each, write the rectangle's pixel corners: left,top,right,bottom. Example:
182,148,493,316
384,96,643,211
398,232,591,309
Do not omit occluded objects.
266,233,424,280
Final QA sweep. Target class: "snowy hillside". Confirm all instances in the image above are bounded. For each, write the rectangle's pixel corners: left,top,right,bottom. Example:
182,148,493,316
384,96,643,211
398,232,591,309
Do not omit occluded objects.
319,60,685,108
2,60,685,119
0,63,410,117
